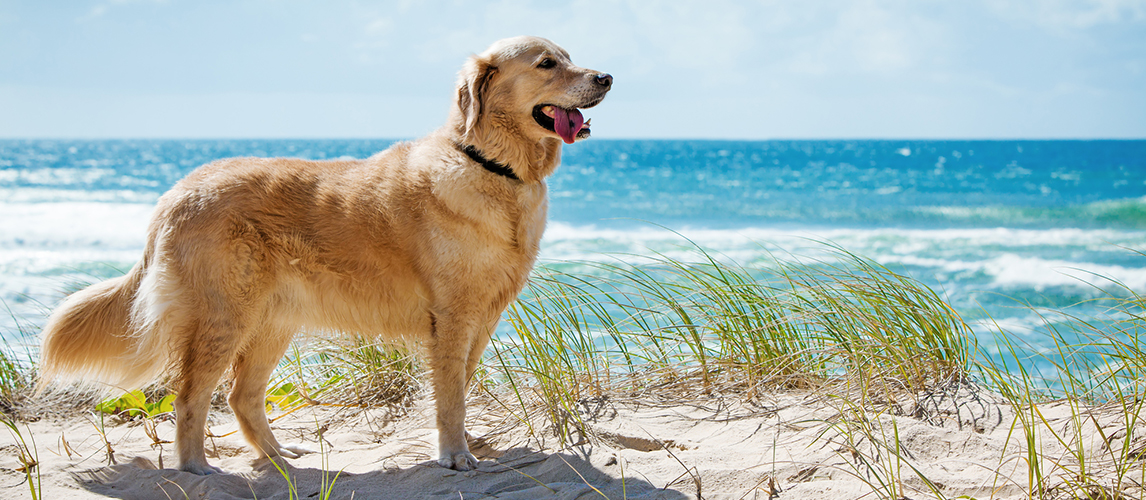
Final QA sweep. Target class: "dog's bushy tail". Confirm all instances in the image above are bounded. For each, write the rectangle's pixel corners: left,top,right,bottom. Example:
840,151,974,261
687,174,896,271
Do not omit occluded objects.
38,260,166,392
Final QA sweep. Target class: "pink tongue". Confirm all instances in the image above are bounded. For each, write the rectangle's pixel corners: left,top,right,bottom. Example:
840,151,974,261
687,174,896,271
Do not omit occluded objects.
552,107,583,144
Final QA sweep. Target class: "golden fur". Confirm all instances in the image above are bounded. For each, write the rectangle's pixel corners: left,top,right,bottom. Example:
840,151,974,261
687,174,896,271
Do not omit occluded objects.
38,36,611,474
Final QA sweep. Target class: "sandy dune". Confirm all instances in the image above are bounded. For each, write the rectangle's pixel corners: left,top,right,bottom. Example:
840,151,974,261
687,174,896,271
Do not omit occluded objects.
2,384,1139,499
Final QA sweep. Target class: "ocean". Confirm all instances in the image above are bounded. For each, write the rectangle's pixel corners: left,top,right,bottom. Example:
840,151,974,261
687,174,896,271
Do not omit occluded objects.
2,139,1145,368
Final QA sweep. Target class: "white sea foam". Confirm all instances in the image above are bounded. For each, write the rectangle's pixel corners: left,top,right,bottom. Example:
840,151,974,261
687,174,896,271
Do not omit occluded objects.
0,167,116,186
0,202,153,338
0,202,153,249
540,222,1146,291
968,314,1049,341
539,223,836,264
880,253,1146,291
543,223,1145,249
0,187,161,203
542,223,1144,254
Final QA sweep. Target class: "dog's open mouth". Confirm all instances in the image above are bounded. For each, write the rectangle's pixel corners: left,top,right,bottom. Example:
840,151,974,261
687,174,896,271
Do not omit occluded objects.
533,105,591,144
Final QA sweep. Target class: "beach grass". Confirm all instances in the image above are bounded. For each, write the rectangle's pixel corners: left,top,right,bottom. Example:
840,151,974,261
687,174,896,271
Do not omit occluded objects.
486,244,973,447
2,241,1145,498
479,242,1145,498
969,277,1146,499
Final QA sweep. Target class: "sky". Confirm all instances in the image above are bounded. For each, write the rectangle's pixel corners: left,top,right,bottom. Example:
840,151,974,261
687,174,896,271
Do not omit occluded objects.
1,0,1144,140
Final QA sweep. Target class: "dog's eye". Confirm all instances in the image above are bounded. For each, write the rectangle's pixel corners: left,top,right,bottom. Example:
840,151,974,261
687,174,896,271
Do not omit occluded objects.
537,57,556,69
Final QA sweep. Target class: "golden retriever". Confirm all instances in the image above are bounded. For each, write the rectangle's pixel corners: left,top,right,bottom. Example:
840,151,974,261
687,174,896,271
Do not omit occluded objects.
38,36,611,474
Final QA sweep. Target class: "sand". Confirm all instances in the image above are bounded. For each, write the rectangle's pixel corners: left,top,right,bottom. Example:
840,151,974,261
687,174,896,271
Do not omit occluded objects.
1,383,1141,499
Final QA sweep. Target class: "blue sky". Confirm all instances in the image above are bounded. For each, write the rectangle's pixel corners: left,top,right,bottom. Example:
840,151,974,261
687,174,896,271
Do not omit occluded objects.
1,0,1144,139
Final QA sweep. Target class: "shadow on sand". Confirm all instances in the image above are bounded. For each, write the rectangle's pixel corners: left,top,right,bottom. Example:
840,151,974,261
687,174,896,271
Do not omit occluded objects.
77,446,691,500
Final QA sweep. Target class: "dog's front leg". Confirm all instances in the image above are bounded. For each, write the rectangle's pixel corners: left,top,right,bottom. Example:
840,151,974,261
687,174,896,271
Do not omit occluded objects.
428,313,480,470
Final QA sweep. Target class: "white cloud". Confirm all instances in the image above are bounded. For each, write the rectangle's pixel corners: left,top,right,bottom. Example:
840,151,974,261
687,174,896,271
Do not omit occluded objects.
83,0,168,20
353,16,395,63
777,1,935,76
986,0,1146,30
6,0,1143,138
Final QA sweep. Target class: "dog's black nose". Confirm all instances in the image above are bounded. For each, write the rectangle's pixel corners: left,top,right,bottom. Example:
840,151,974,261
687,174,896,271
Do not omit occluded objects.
595,73,613,89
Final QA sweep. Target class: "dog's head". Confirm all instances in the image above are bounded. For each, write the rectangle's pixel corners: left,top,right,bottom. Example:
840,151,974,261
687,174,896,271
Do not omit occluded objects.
454,36,612,154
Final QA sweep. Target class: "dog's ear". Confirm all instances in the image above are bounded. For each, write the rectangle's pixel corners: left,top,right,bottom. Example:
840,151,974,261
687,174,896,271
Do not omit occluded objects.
457,55,498,140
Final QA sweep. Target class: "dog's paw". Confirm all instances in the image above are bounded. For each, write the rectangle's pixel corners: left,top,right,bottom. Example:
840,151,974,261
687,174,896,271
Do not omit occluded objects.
180,461,225,475
276,444,315,459
438,451,479,471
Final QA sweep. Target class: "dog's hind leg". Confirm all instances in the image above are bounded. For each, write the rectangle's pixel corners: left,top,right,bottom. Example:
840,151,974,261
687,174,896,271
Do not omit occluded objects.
229,326,311,460
172,316,245,475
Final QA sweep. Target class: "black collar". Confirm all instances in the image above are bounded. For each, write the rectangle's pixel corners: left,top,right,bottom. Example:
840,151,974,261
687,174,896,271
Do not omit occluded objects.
456,143,520,181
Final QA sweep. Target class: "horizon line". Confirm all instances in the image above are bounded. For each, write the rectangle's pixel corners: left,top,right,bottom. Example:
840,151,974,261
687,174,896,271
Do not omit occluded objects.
2,136,1144,142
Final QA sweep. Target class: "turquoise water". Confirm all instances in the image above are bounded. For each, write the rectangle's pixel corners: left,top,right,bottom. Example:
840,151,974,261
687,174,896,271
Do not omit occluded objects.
2,139,1145,372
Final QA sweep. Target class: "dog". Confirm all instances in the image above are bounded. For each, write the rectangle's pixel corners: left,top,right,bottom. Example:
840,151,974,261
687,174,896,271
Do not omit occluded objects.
38,36,611,474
